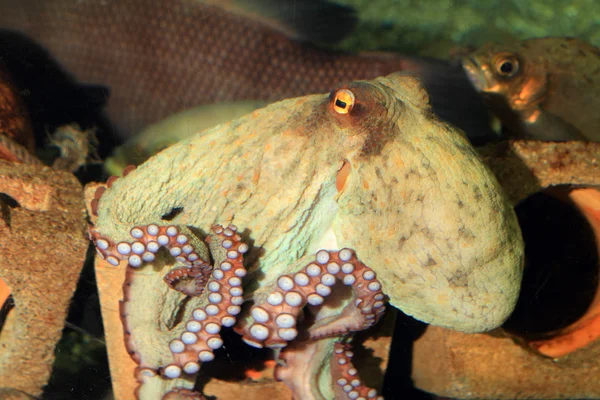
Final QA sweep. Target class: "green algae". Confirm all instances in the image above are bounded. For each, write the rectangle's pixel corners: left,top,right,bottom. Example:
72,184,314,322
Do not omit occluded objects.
337,0,600,57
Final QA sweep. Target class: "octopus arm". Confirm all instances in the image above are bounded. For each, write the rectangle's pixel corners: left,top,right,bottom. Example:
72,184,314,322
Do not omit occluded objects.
236,249,386,348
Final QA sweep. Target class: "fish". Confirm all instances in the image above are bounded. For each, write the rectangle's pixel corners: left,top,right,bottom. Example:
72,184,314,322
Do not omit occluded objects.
0,0,495,144
463,37,600,141
202,0,359,44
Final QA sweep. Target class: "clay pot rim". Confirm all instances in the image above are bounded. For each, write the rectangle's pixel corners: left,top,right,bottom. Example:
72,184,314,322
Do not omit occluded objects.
525,187,600,358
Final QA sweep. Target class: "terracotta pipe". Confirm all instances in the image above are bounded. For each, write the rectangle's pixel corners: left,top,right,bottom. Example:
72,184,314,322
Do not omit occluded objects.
525,187,600,358
478,141,600,358
0,278,9,322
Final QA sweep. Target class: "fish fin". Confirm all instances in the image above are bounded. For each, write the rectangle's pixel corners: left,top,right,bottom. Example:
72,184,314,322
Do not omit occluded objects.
205,0,358,44
520,109,587,141
479,93,587,141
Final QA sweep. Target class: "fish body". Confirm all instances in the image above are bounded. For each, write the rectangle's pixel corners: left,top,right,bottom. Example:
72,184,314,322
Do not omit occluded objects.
0,0,408,136
463,37,600,141
0,0,493,142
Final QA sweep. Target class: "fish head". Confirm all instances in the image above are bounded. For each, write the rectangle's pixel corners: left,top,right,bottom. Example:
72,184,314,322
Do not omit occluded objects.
462,42,548,116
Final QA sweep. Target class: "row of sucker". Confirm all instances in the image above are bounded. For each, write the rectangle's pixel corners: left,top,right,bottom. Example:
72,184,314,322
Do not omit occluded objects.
164,225,249,378
90,223,249,379
91,224,211,272
239,249,386,349
332,342,384,400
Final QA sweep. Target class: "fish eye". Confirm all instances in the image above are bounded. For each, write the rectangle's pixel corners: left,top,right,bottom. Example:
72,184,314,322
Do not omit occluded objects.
333,89,355,114
493,53,519,78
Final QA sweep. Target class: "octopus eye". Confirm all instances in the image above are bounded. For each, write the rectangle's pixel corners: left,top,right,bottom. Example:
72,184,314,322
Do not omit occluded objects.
494,53,519,78
332,89,355,114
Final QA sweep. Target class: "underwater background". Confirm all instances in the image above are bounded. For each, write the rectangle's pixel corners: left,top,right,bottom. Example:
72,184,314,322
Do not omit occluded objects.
339,0,600,55
1,1,599,399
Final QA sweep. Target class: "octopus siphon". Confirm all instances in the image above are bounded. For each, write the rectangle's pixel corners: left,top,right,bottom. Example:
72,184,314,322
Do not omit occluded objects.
89,72,524,399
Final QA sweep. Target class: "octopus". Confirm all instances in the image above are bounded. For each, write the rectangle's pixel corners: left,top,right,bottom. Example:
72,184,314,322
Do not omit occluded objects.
88,72,524,399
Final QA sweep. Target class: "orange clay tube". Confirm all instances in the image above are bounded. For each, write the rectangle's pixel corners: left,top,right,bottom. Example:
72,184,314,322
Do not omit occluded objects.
0,277,10,310
530,188,600,358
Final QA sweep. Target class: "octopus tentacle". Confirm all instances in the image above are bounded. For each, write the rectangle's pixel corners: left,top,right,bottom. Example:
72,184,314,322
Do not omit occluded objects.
135,367,203,400
91,222,249,381
91,224,211,272
164,265,211,297
239,248,386,349
90,186,105,216
331,341,384,400
164,225,248,378
274,337,384,400
113,225,213,376
162,387,206,400
274,337,339,400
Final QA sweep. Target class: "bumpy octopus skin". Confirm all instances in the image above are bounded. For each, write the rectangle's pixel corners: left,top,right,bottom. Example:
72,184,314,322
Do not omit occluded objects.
90,72,524,398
